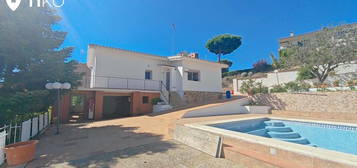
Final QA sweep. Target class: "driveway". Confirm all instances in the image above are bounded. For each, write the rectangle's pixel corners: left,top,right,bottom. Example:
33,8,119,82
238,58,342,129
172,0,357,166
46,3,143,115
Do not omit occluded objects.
25,99,246,168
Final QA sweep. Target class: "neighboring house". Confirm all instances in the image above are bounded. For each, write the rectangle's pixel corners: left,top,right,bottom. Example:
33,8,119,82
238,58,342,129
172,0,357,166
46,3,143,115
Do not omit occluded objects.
232,62,357,95
279,22,357,50
59,44,227,122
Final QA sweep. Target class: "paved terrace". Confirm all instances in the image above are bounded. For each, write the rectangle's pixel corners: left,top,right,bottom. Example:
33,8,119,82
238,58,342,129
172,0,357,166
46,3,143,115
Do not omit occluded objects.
24,98,249,168
15,96,356,168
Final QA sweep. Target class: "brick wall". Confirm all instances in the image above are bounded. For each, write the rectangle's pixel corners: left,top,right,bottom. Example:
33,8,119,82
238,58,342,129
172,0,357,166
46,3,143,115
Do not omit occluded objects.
132,92,160,116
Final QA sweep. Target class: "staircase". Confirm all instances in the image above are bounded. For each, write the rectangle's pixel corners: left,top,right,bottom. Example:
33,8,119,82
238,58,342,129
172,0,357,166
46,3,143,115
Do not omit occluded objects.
263,120,317,147
69,112,86,123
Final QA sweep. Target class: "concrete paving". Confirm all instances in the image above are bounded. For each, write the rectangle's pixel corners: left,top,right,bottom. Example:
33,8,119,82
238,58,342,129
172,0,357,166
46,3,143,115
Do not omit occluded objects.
24,98,247,168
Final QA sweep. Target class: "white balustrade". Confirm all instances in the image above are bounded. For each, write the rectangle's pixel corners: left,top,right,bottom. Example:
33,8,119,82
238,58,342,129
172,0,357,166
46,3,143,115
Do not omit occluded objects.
21,119,31,142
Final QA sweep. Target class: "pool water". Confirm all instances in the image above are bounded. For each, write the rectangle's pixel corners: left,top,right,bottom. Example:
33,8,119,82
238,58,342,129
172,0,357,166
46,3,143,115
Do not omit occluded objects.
211,118,357,155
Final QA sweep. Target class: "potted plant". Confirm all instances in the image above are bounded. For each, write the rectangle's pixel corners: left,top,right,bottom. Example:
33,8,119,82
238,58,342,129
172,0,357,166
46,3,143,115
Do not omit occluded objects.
4,140,39,166
152,98,172,113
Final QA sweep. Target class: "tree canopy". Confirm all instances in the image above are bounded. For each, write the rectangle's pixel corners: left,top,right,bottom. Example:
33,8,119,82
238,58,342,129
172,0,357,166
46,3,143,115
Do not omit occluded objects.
0,3,81,123
219,59,233,73
205,34,242,62
282,24,357,83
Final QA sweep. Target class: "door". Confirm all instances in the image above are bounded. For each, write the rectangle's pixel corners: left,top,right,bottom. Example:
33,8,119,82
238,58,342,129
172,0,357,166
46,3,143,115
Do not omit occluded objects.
103,96,131,119
70,94,85,113
166,71,171,91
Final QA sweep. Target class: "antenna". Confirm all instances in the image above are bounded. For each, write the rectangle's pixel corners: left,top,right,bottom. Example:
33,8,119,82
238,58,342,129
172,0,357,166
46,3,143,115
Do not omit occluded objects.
171,24,176,56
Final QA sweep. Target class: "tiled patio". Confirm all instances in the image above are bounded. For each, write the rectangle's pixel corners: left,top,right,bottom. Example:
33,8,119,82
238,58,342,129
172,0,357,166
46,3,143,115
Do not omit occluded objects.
25,99,247,168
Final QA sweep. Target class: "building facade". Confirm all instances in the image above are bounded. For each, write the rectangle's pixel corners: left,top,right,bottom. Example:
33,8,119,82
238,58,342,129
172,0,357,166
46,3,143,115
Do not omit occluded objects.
58,44,227,123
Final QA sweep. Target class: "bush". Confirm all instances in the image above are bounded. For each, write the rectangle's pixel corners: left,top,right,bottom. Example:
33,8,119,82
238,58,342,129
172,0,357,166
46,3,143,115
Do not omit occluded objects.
284,81,311,92
333,80,340,87
0,90,50,125
284,81,300,92
240,79,268,95
240,78,255,95
270,85,287,93
299,82,312,91
297,66,315,81
253,82,269,94
151,98,162,105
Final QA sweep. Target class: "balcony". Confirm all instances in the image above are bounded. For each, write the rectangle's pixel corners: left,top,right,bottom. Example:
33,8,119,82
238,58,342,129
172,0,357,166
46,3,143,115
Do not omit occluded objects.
89,76,162,91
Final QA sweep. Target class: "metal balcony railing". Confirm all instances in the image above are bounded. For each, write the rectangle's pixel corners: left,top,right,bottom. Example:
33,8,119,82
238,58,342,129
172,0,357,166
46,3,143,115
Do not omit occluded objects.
90,76,162,91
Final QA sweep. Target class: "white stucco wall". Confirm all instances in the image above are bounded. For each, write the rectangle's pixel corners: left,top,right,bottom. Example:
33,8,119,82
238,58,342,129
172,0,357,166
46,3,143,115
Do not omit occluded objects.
233,62,357,94
87,45,226,93
181,59,223,92
91,47,165,80
88,46,166,88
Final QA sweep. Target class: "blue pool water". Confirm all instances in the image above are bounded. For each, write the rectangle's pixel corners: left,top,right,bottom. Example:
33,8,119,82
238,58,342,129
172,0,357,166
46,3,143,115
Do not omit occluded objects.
211,118,357,155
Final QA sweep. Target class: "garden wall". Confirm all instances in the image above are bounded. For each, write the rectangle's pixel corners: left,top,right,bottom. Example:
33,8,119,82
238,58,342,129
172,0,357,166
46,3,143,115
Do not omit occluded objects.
253,91,357,120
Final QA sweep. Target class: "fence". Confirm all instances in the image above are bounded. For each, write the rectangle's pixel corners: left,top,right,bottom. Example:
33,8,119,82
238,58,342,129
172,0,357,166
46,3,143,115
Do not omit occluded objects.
0,112,50,165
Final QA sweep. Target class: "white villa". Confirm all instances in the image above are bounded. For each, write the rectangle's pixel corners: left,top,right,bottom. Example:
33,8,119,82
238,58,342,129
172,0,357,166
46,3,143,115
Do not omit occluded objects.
59,44,227,122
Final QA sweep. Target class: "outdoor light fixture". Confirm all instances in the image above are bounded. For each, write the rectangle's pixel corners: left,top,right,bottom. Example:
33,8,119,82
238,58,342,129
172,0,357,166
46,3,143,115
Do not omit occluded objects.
45,82,71,135
274,70,280,85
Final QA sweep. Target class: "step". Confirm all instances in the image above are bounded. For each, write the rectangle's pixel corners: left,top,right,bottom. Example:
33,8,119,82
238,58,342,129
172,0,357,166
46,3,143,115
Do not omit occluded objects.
267,132,301,139
247,129,268,136
266,126,293,132
278,137,310,145
308,144,318,147
264,121,285,127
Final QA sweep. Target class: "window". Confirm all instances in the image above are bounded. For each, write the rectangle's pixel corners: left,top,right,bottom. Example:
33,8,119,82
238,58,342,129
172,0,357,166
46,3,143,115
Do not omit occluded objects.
187,71,200,81
145,70,152,80
142,96,149,104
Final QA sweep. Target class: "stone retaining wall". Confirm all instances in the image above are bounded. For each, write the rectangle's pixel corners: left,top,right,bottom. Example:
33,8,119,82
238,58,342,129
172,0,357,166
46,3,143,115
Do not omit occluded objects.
253,91,357,115
170,91,223,107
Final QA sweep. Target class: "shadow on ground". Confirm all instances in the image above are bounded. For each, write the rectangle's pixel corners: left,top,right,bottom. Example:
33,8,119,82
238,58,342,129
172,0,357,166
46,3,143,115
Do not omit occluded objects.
27,124,176,168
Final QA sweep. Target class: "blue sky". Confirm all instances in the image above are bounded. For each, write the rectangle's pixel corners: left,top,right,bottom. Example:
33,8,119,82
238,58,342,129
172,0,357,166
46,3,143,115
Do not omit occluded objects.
57,0,357,70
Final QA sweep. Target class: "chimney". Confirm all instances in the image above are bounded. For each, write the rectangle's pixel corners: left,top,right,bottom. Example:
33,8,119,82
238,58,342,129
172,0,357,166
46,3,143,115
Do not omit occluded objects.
290,32,295,37
188,52,199,59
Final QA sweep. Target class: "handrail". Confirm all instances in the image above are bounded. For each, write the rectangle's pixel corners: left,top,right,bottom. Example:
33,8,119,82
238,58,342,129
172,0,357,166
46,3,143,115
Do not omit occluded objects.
159,81,170,104
90,75,162,91
95,75,162,83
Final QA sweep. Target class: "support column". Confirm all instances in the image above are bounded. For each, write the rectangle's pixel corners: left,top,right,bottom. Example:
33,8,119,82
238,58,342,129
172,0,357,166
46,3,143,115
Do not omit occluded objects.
94,91,103,120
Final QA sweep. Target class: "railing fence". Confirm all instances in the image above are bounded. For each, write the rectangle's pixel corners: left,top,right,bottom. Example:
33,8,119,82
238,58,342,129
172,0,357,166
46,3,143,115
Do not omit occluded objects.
0,112,50,165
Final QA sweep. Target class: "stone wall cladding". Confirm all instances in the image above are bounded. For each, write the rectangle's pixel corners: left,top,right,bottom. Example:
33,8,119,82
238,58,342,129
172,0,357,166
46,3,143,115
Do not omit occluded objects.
253,91,357,114
170,91,223,107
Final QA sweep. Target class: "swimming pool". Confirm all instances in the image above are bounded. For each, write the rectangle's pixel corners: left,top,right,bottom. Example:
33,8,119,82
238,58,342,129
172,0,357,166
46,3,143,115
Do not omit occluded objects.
211,118,357,155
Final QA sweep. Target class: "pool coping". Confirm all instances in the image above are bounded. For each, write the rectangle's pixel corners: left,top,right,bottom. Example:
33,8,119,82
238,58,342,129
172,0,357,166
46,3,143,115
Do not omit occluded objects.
184,116,357,166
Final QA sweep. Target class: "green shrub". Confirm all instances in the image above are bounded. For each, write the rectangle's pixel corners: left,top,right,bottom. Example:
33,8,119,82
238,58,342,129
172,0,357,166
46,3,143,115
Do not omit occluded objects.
151,98,162,105
0,90,50,125
297,66,316,81
253,82,269,94
270,85,287,93
240,79,268,95
284,81,300,92
299,82,312,91
240,78,255,95
333,80,340,87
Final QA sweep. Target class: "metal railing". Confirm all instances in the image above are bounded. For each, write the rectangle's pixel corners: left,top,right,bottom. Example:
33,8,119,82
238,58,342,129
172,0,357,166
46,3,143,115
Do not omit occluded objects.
91,76,162,91
0,112,51,165
160,81,170,104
